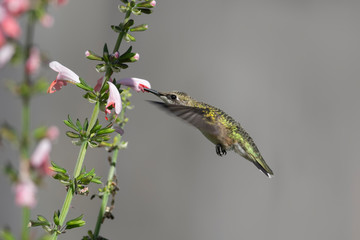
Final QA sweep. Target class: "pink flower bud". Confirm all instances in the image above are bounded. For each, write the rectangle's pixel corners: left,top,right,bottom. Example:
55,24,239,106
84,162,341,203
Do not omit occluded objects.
26,47,40,75
15,178,37,208
3,0,29,16
150,0,156,7
31,139,53,176
1,15,21,39
46,126,60,141
40,14,54,28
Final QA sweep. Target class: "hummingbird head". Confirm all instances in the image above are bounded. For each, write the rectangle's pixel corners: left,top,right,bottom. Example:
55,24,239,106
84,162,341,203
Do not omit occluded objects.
144,88,194,106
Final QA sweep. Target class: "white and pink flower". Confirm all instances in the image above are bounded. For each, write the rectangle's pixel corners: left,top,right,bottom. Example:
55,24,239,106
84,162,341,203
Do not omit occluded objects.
47,61,80,93
117,77,151,92
105,81,122,121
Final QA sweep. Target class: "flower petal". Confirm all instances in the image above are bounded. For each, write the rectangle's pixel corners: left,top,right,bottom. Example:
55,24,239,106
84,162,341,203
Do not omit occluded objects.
0,43,14,68
15,179,37,208
47,79,67,93
117,77,151,92
49,61,80,84
31,139,51,168
105,81,122,120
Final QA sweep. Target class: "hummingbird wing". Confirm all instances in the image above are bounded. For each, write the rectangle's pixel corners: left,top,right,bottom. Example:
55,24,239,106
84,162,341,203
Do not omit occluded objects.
147,101,221,136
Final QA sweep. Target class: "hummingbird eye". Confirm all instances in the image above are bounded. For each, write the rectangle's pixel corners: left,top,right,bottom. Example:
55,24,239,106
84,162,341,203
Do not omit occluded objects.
169,94,177,100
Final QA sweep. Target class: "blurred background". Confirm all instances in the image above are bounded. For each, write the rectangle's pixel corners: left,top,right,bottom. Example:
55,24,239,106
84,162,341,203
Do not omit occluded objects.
1,0,360,239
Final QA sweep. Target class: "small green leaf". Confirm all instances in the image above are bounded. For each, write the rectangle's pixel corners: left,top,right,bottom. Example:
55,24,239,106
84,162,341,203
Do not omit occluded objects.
130,24,149,32
64,115,78,131
111,25,122,33
65,215,86,229
91,177,102,184
96,127,115,136
53,210,60,226
53,172,70,181
50,161,67,174
103,43,109,62
83,118,89,131
123,19,134,29
75,119,82,131
0,229,16,240
66,131,81,138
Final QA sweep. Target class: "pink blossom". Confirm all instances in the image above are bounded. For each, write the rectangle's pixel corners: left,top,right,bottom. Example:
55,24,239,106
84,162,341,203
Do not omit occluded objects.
0,43,14,68
15,178,37,208
3,0,29,16
150,1,156,7
40,14,54,28
56,0,68,6
30,139,53,176
117,77,151,92
0,14,21,39
94,77,104,92
105,81,122,121
0,31,5,47
26,47,40,75
133,53,140,61
46,126,59,141
47,61,80,93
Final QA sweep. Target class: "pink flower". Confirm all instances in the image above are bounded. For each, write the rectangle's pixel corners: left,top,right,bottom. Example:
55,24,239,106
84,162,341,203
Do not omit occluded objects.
56,0,68,6
0,14,21,39
46,126,59,141
105,81,122,121
26,47,40,75
40,14,54,28
94,76,104,92
0,31,5,47
150,1,156,7
117,77,151,92
30,139,53,176
15,178,37,208
3,0,29,16
0,43,14,68
47,61,80,93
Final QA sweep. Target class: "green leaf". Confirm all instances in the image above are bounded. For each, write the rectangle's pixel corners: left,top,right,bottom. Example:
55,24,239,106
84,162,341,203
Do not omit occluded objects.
53,172,70,181
0,229,16,240
96,127,115,136
75,119,82,131
96,63,106,73
111,25,122,33
66,131,81,138
65,215,86,229
138,8,152,14
83,118,89,131
123,19,134,29
103,43,109,62
91,177,102,184
53,210,60,226
130,24,149,32
50,161,67,174
64,115,78,131
90,121,102,133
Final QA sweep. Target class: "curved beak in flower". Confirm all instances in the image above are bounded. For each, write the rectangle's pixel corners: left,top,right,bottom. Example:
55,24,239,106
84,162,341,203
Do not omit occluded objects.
47,61,80,93
117,77,151,92
105,81,122,121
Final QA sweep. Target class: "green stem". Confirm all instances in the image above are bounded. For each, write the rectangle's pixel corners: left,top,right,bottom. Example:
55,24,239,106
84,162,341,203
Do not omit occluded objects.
112,9,132,53
20,11,36,240
50,141,88,240
51,103,100,240
93,136,120,237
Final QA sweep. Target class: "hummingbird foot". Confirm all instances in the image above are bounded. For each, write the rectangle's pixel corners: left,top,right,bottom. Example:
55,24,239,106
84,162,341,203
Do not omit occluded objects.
215,144,227,156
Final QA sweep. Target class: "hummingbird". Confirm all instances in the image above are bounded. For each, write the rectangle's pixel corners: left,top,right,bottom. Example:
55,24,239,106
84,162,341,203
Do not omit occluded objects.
144,88,274,178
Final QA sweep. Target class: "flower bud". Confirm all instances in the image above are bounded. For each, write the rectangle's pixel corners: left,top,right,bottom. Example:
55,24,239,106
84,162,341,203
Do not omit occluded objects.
136,0,156,8
130,24,149,32
85,50,103,61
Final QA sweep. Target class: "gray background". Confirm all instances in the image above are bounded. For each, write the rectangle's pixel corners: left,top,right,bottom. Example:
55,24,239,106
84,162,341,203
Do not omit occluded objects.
1,0,360,239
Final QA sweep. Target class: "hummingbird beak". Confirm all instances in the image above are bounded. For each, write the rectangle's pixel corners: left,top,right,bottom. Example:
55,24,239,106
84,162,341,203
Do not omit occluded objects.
144,88,163,97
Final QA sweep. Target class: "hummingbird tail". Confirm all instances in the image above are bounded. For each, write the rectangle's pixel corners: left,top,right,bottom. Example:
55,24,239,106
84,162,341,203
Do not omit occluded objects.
233,143,274,178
